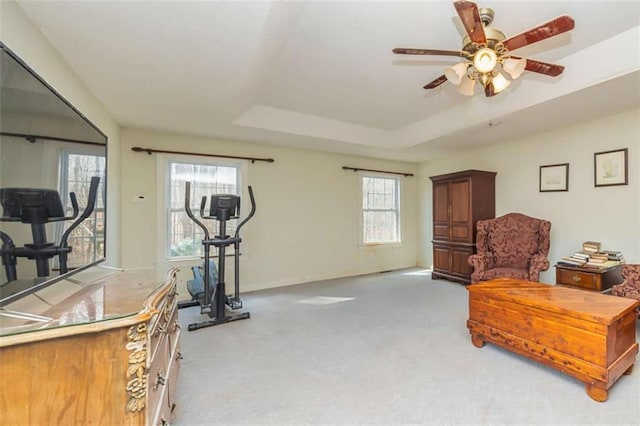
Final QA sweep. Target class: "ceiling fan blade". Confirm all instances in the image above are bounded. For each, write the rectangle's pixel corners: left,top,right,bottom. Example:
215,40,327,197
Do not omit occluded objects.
424,75,448,90
510,56,565,77
454,1,486,45
393,48,462,57
503,15,575,52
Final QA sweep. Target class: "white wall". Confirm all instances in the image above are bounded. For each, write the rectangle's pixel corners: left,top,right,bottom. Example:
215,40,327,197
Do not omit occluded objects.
1,1,122,268
120,128,418,293
5,0,637,290
418,108,640,284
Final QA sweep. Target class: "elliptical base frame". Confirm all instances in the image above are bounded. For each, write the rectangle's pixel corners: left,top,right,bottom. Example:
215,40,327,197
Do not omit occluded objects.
187,311,250,331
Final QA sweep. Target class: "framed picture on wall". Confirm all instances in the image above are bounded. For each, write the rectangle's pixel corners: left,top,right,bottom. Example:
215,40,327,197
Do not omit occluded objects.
539,163,569,192
594,148,628,187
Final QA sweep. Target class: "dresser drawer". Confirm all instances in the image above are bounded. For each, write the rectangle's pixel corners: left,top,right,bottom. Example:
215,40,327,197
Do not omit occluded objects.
150,328,181,426
157,331,181,426
147,330,169,419
148,285,180,425
556,268,597,290
148,284,178,361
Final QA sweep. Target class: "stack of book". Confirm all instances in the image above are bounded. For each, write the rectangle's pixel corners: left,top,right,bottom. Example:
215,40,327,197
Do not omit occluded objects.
602,250,624,262
559,253,587,267
557,242,625,269
584,252,611,268
582,241,601,253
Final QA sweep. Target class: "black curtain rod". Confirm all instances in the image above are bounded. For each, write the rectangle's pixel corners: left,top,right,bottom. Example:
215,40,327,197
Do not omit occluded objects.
131,146,274,164
0,131,105,146
342,166,413,177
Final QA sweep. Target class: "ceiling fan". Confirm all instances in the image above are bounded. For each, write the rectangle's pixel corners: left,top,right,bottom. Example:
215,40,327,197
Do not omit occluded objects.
393,1,575,97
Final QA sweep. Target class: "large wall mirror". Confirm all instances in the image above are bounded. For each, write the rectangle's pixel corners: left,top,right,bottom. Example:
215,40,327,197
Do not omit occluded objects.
0,43,107,305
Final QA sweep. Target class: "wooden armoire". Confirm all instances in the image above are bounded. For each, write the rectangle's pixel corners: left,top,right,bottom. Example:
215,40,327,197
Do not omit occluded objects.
429,170,496,284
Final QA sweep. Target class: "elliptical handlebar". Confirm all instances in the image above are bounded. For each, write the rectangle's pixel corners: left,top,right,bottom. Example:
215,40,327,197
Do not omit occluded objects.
68,192,80,220
58,176,101,274
199,196,208,221
60,176,101,246
235,185,256,238
184,181,210,241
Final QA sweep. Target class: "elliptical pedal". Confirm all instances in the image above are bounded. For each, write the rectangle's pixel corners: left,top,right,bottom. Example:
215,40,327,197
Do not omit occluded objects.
226,295,243,310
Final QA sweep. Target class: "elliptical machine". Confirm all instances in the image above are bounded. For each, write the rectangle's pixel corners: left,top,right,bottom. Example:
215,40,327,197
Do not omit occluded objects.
178,181,255,331
0,176,100,283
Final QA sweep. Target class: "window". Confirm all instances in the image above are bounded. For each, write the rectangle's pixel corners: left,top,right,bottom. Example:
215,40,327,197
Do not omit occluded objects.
361,175,400,244
59,151,106,268
167,160,240,259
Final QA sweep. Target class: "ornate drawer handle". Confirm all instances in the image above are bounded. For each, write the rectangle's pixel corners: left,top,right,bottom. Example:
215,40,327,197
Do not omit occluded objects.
158,323,168,334
153,321,169,337
571,275,581,283
154,371,166,390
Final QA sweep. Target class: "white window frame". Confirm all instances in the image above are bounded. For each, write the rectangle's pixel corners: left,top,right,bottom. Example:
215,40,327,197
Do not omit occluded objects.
157,154,247,262
360,172,402,245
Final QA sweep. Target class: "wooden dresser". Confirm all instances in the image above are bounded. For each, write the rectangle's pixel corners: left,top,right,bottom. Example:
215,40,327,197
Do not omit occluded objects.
0,266,181,425
430,170,496,284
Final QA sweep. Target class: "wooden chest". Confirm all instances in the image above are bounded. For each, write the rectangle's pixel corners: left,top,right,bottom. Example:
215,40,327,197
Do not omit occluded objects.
467,279,638,402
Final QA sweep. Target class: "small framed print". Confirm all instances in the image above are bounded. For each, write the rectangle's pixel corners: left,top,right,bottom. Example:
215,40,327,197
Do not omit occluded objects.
594,148,628,187
539,163,569,192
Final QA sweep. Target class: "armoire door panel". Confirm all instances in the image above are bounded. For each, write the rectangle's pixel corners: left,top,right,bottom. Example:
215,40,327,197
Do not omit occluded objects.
434,225,450,239
451,248,473,276
450,224,471,241
433,182,449,223
449,180,470,223
433,247,450,271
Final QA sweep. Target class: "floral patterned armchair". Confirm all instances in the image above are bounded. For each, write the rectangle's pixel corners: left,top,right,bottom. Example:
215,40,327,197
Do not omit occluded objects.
468,213,551,283
612,264,640,319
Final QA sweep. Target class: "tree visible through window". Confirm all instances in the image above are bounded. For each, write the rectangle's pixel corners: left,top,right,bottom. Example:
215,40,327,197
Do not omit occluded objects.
60,152,106,268
168,161,240,258
362,175,400,244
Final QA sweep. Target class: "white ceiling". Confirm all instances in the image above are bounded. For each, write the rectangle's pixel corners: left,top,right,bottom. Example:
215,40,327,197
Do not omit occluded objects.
16,0,640,162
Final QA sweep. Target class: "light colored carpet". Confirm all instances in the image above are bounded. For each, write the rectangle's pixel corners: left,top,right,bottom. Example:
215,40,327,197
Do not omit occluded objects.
174,269,640,425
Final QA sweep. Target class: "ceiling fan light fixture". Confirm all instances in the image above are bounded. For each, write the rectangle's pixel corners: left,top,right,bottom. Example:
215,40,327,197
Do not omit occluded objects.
502,57,527,79
478,72,491,87
457,75,476,96
444,62,468,85
491,71,511,93
473,48,497,74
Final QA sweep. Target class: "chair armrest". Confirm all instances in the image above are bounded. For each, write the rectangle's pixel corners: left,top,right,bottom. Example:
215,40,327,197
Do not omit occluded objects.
468,252,494,272
621,264,640,283
528,254,550,281
612,275,640,319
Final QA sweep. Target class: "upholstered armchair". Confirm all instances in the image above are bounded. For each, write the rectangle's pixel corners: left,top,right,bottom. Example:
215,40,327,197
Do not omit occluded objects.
612,264,640,319
467,212,551,283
